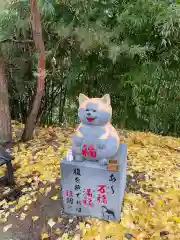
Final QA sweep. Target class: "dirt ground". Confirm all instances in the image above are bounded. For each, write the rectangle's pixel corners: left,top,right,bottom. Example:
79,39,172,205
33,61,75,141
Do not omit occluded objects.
0,178,83,240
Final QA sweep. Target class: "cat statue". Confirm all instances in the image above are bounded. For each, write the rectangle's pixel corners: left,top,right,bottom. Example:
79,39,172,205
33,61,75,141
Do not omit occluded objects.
72,93,120,166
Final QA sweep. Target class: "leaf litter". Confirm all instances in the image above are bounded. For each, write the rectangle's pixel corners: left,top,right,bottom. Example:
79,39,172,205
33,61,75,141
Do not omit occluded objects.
0,124,180,239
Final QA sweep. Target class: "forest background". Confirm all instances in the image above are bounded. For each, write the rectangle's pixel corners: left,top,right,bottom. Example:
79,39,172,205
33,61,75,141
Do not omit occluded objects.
1,0,180,143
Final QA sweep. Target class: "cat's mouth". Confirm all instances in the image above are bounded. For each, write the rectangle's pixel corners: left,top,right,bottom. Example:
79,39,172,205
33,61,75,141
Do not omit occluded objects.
87,117,96,123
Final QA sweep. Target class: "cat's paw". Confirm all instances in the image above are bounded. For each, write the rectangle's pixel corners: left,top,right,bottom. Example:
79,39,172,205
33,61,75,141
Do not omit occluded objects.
97,140,106,149
75,155,84,162
73,135,83,146
97,143,105,149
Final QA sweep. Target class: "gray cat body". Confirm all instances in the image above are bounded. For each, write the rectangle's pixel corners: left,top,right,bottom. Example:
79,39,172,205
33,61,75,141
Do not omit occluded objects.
72,94,119,165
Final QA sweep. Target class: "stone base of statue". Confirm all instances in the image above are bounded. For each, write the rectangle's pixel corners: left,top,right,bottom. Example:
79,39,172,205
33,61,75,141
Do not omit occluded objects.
60,143,127,221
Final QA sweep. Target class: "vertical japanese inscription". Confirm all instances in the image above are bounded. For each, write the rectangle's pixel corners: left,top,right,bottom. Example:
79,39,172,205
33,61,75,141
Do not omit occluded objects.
73,167,82,213
96,185,108,204
65,190,74,206
109,174,116,195
82,188,93,207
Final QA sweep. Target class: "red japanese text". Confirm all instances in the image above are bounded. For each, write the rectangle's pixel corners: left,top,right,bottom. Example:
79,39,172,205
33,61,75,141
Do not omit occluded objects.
82,144,97,158
82,188,93,207
65,190,73,197
96,185,108,204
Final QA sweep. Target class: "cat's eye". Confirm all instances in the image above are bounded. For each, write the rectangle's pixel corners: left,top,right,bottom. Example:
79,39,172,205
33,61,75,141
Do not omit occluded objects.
93,110,96,112
86,109,89,111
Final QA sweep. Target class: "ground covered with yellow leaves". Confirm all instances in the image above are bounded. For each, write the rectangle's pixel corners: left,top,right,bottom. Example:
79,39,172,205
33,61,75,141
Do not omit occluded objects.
0,122,180,240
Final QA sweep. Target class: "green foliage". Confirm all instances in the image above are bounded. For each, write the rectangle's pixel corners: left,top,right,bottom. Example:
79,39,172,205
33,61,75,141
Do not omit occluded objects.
1,0,180,135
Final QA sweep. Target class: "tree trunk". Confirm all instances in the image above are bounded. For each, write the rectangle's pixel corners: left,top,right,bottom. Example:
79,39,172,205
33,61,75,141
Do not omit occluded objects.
21,0,45,141
0,58,12,144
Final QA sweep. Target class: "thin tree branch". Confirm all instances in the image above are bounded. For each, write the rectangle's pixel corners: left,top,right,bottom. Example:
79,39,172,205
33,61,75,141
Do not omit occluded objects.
0,38,33,44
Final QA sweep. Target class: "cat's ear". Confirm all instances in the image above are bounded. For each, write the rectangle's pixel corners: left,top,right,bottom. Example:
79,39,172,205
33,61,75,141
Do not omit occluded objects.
101,94,111,105
78,93,89,105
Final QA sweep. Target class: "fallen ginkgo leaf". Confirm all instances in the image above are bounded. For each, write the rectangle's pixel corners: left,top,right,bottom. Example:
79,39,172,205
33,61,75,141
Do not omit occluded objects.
0,199,7,206
3,224,12,232
41,232,49,240
47,218,56,228
57,217,63,222
45,186,52,196
79,222,85,229
32,216,39,222
39,188,45,194
55,228,61,235
72,233,81,240
61,233,70,240
0,218,7,223
51,195,58,200
27,200,32,205
8,201,16,206
20,212,27,220
27,178,33,183
10,208,15,213
24,205,29,211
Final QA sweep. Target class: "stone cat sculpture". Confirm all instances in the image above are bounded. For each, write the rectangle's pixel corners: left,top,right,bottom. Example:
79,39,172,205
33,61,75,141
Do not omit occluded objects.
72,93,120,166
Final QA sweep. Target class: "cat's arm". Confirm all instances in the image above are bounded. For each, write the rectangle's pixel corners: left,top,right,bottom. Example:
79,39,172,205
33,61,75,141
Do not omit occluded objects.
72,123,84,147
96,124,110,149
98,123,110,140
75,123,83,137
97,124,119,149
108,124,120,143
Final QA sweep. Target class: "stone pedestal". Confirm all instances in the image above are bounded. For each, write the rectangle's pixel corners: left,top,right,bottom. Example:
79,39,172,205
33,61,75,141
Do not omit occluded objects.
60,143,127,221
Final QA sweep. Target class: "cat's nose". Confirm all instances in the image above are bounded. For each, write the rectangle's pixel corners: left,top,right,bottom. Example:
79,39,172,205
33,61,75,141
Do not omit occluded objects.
87,112,91,116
